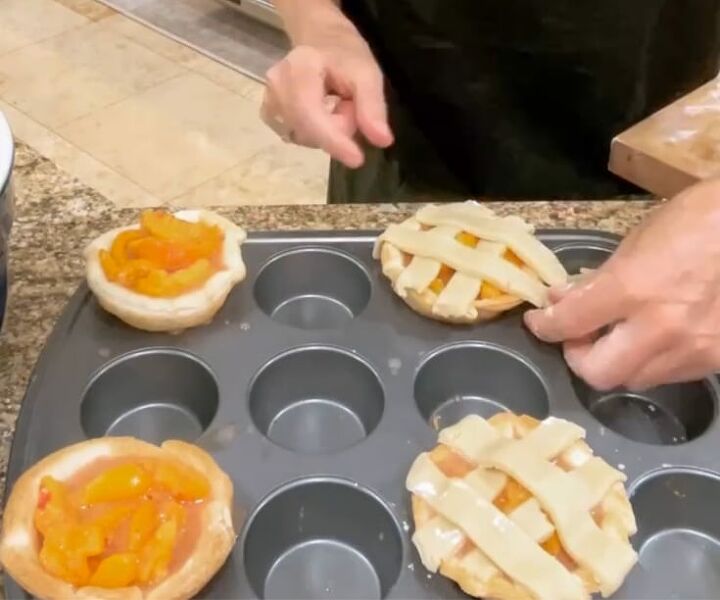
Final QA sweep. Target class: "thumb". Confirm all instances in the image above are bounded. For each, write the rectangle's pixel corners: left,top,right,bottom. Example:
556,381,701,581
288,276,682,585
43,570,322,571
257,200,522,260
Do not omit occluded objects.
524,269,631,343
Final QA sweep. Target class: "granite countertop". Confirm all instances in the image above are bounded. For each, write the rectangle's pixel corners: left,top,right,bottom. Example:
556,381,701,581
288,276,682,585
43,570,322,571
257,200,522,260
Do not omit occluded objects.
0,141,661,501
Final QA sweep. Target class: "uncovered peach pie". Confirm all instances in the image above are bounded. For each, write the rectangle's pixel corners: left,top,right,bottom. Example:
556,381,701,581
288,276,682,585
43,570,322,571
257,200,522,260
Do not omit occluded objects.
373,202,568,323
0,438,235,600
84,210,246,332
406,413,638,600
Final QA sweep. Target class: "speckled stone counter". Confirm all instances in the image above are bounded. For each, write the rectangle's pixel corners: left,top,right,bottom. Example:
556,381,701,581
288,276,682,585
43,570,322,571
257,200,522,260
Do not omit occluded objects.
0,141,660,507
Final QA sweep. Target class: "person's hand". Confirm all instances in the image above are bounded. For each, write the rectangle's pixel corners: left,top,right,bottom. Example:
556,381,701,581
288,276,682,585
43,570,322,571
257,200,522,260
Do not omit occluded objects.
260,20,393,168
524,179,720,391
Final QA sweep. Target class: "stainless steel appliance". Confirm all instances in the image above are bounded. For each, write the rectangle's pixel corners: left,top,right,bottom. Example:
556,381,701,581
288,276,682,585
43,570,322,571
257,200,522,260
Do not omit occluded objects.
218,0,283,30
0,111,14,332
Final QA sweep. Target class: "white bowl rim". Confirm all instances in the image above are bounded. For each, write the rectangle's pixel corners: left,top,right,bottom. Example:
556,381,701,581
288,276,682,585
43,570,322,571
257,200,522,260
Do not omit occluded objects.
0,110,13,193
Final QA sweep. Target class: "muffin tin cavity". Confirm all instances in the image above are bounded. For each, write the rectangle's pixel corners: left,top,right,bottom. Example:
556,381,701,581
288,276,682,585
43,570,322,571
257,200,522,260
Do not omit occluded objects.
619,468,720,599
243,478,403,600
554,243,613,274
254,247,371,330
81,349,218,444
249,346,384,455
572,376,716,445
414,342,549,429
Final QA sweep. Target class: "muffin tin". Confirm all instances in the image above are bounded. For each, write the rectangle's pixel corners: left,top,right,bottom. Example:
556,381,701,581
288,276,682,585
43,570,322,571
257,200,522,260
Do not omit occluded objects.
4,229,720,600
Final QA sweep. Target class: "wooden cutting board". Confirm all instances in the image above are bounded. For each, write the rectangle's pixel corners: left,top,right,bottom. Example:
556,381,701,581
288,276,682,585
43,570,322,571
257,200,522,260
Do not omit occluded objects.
610,76,720,199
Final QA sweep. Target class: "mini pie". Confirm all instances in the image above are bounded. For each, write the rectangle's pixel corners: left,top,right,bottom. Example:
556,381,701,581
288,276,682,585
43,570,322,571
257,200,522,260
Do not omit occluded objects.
0,437,236,600
406,413,638,600
373,202,568,323
85,209,247,332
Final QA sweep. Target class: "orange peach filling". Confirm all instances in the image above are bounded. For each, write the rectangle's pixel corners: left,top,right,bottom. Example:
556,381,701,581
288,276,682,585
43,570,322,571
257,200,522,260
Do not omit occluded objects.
99,210,225,298
403,231,525,299
34,457,210,589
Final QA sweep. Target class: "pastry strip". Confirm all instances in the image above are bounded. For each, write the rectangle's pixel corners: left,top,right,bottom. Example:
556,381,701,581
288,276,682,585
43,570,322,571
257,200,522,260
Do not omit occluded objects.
377,225,549,307
412,515,464,572
415,204,567,286
394,225,459,297
395,256,441,296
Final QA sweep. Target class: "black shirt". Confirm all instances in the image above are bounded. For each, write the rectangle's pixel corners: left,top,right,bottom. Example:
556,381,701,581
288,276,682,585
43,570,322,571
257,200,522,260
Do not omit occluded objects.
329,0,720,201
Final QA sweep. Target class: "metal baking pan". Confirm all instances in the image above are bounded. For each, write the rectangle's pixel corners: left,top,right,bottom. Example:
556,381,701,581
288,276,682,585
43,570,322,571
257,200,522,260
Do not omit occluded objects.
4,229,720,599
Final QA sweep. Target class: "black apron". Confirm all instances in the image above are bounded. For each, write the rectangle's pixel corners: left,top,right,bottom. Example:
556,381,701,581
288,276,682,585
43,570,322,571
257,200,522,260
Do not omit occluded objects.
329,0,720,202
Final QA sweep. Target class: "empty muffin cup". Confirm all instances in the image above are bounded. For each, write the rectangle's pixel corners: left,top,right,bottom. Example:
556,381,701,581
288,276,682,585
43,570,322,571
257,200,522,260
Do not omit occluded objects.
81,349,218,444
254,247,371,330
243,477,403,600
572,376,716,445
617,468,720,599
554,243,614,275
249,346,384,454
414,342,549,429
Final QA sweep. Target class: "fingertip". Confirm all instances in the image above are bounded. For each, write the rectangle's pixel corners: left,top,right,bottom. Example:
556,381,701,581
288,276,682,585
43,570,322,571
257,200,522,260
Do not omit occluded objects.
359,119,393,149
524,306,558,342
343,151,364,169
311,116,365,168
334,139,365,169
374,122,395,147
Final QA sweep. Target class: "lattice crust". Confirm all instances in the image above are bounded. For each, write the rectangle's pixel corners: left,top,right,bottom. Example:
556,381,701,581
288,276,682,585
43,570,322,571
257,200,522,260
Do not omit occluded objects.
406,413,638,600
372,202,568,324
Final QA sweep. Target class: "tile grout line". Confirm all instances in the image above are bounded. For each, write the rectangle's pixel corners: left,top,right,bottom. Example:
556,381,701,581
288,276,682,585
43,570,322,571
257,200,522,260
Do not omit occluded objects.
3,99,162,205
163,156,256,206
163,142,329,207
42,26,260,134
47,67,189,131
91,11,267,102
161,137,298,206
24,7,270,104
0,18,90,59
4,56,261,204
1,18,196,131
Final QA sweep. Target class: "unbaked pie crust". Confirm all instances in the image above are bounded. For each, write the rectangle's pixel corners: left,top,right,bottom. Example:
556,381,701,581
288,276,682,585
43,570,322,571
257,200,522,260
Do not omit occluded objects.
407,413,637,600
0,437,236,600
84,210,246,333
374,202,568,324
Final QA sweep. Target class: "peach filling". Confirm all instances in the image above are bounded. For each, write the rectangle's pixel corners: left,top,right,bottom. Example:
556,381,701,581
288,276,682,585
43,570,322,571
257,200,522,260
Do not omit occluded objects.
99,210,225,298
34,457,210,589
401,231,525,299
429,415,594,570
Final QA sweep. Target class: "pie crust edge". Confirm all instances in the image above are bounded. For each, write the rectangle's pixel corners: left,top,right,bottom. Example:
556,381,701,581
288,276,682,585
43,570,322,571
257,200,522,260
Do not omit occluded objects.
84,210,247,333
379,242,524,324
0,437,236,600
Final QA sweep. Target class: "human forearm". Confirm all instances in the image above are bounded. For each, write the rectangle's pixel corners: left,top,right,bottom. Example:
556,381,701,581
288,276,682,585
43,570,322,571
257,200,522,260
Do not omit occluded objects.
273,0,357,46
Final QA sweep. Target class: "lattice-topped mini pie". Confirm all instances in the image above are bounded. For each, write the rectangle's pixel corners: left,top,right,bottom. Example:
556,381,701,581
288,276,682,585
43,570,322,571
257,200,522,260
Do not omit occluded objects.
406,413,638,600
373,202,568,323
